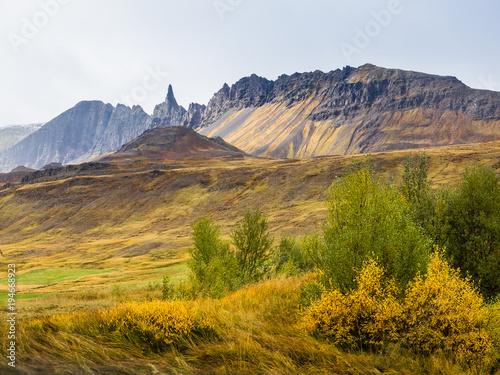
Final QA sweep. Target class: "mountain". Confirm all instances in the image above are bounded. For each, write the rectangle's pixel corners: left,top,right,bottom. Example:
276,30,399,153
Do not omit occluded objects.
165,64,500,158
0,102,152,172
0,123,44,151
101,126,248,162
3,64,500,171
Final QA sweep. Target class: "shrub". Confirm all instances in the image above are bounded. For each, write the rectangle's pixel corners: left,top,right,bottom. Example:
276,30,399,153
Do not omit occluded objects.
401,152,436,236
303,260,401,349
162,275,174,300
402,252,492,363
273,235,315,276
231,210,273,283
188,216,237,298
97,300,214,351
437,164,500,300
304,254,493,364
322,164,430,292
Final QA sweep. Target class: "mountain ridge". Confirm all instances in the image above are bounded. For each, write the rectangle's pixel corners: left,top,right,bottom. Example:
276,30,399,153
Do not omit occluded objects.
2,64,500,171
0,101,152,172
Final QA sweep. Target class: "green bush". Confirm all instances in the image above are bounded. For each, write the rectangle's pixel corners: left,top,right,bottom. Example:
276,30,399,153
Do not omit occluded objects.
273,235,315,276
321,164,431,292
438,164,500,300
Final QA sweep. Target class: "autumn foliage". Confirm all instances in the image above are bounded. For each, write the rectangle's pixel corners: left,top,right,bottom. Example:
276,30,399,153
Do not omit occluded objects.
304,253,493,364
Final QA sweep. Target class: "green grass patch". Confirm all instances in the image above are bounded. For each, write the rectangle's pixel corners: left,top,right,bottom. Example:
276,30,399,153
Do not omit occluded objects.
1,269,115,286
0,292,53,302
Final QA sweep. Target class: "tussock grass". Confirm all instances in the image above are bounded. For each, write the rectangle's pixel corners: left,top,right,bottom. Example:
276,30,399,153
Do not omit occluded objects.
2,276,499,374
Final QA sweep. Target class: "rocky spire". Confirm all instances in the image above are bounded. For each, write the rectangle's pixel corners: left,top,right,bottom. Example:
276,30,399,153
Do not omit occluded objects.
151,84,186,127
165,84,179,110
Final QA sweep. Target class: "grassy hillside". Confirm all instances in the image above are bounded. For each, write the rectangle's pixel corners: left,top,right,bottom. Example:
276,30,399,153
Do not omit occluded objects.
0,141,500,373
1,142,500,310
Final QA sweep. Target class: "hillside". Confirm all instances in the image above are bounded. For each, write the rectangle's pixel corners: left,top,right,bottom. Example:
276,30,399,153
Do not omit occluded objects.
1,140,500,374
1,141,499,294
101,126,248,162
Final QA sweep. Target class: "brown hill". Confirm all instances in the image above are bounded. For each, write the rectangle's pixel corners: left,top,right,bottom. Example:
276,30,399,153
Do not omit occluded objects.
190,64,500,158
100,126,248,163
0,165,37,184
1,141,499,284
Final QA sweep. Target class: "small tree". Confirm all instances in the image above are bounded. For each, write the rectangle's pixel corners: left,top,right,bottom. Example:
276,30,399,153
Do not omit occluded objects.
322,164,431,292
439,164,500,300
231,210,273,282
190,216,228,266
401,152,436,236
188,216,236,298
273,235,315,276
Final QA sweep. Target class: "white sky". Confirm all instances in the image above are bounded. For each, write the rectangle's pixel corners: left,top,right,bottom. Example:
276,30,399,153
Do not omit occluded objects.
1,0,499,127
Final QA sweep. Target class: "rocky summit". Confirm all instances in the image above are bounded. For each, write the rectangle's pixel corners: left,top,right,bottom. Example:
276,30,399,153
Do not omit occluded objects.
188,64,500,158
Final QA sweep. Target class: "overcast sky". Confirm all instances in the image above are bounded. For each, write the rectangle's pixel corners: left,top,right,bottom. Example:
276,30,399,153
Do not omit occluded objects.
1,0,499,127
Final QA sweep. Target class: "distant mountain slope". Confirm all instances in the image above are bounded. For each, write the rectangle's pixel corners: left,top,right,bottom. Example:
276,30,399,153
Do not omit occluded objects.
183,64,500,158
101,126,248,162
0,102,151,172
0,123,44,151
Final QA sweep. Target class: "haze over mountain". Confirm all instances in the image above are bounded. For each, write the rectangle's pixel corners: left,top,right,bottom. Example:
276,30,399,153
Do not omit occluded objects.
0,123,44,151
0,102,151,172
2,64,500,172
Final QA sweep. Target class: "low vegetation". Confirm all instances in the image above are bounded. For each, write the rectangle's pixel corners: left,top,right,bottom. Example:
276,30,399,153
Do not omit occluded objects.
1,151,500,373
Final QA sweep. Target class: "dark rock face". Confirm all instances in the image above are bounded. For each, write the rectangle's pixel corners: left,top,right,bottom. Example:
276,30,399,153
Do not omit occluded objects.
41,162,63,170
193,64,500,157
183,103,207,128
195,65,500,127
151,85,208,129
0,101,151,172
21,162,110,184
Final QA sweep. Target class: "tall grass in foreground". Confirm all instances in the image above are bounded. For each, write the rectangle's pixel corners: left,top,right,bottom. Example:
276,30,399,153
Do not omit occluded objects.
1,275,499,374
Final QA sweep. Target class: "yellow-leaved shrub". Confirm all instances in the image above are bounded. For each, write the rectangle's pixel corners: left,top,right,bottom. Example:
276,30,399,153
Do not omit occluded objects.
97,300,214,351
303,260,402,348
304,254,493,364
402,253,492,363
